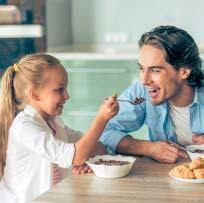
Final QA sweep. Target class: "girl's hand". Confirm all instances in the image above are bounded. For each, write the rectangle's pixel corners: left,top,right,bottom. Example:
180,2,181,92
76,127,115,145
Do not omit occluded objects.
97,94,119,121
72,163,92,175
192,134,204,145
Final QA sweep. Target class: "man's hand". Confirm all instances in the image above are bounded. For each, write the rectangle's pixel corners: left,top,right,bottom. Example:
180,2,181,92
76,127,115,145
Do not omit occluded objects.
148,141,188,163
72,163,92,175
116,136,187,163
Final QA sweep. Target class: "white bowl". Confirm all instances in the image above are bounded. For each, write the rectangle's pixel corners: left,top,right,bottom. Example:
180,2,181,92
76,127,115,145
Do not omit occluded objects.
186,144,204,160
86,155,136,178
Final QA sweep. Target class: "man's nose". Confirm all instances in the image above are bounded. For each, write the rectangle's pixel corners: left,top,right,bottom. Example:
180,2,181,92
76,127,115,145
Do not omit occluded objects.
140,71,152,85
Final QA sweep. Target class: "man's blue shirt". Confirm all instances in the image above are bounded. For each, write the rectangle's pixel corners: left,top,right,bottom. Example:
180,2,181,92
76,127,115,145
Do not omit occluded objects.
100,81,204,153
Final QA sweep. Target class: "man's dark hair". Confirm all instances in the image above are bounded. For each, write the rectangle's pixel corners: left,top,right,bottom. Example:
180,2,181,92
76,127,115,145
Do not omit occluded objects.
139,25,204,87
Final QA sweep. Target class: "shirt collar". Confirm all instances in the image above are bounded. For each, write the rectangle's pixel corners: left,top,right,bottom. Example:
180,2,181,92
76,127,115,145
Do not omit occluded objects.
192,87,204,105
23,104,54,132
23,104,48,125
24,104,39,117
23,104,57,124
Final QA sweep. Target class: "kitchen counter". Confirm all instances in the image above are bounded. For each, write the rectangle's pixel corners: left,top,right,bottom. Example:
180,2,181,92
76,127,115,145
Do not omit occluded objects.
48,44,204,61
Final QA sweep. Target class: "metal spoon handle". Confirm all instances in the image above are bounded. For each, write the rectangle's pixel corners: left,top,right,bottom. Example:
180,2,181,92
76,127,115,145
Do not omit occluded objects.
117,99,132,102
104,97,145,105
167,141,194,153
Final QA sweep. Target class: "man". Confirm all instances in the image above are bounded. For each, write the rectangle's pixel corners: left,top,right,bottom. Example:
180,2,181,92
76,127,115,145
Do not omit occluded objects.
100,25,204,163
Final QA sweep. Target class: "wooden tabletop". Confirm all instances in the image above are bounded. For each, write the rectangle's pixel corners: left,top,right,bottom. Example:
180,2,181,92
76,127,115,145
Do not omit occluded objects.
33,157,204,203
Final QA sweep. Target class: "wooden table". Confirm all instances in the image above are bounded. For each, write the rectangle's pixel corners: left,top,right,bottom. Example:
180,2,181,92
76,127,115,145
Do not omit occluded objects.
33,157,204,203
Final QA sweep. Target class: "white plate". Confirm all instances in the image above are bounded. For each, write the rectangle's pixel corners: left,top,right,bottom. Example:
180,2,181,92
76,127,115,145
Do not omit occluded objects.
169,173,204,183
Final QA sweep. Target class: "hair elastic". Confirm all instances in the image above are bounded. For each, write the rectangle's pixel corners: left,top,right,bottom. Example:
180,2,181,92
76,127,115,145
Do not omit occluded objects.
13,64,19,72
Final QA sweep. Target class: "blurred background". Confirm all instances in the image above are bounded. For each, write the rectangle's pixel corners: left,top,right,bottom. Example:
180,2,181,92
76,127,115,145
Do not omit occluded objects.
1,0,204,138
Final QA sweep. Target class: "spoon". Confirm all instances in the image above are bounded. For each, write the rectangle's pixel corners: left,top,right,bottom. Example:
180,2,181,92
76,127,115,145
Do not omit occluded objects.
167,140,199,153
105,97,145,105
117,97,145,105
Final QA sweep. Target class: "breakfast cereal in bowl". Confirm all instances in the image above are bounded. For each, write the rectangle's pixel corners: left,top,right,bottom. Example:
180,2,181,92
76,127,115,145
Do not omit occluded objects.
186,144,204,160
86,155,136,178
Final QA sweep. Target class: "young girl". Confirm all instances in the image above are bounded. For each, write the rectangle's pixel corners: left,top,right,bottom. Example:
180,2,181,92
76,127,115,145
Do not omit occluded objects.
0,53,119,203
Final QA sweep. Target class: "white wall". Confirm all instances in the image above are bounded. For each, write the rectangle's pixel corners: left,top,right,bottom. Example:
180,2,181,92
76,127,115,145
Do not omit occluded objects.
46,0,204,51
46,0,72,50
72,0,204,50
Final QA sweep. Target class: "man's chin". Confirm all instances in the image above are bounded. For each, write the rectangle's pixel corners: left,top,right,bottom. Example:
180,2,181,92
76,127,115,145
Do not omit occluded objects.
150,98,164,106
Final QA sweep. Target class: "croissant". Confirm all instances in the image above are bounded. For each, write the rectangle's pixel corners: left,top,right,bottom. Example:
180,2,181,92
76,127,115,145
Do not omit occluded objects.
193,168,204,179
170,164,195,179
189,157,204,170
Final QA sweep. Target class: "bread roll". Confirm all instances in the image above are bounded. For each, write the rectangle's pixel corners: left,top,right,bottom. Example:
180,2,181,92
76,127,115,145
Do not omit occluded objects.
193,168,204,179
189,157,204,170
170,164,195,179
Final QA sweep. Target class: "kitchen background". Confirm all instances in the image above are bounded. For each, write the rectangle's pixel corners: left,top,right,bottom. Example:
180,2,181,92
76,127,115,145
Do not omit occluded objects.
48,0,204,51
1,0,204,139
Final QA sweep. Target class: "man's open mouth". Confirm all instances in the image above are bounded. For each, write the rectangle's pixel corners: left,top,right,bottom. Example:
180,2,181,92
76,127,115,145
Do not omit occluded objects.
148,87,160,97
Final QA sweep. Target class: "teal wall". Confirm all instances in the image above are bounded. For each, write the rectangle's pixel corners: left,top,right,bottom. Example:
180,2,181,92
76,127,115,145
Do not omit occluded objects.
0,60,148,139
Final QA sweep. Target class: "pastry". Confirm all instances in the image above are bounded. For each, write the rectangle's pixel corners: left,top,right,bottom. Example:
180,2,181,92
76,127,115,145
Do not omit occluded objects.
193,168,204,179
170,164,195,179
189,157,204,170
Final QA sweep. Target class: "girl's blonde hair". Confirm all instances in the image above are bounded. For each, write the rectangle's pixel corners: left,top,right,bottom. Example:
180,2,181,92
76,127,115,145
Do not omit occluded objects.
0,53,62,178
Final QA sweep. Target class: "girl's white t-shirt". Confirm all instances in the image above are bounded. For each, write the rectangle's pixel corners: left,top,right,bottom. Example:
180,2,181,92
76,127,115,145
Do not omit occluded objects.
0,178,17,203
3,105,82,203
169,103,193,146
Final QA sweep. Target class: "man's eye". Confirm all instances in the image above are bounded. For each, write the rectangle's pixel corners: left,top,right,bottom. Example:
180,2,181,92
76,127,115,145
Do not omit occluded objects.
151,68,160,72
139,67,144,72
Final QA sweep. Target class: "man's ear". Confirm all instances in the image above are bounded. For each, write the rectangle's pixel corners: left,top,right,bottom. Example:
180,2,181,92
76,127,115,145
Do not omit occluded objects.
179,68,191,79
28,88,40,101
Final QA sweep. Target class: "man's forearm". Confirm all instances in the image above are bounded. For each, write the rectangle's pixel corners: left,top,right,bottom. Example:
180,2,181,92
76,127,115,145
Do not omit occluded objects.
116,135,153,156
116,136,188,163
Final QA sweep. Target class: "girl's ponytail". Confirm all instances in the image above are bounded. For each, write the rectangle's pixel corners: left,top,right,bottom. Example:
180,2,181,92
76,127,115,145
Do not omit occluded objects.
0,66,18,179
